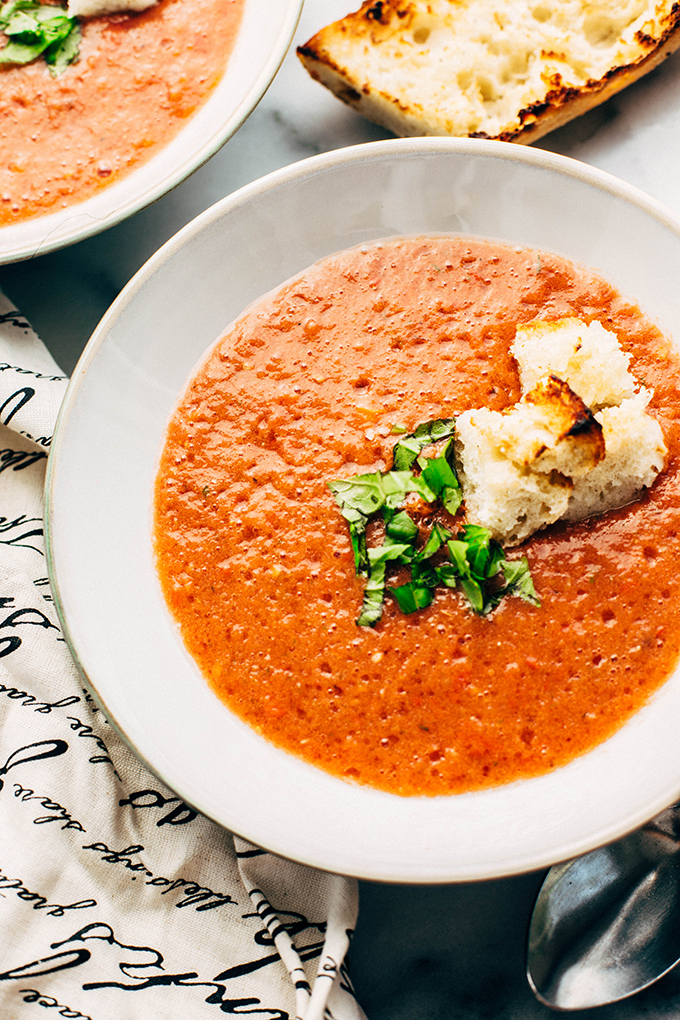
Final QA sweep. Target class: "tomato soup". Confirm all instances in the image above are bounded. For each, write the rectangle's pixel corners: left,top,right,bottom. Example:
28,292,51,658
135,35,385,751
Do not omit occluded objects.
154,236,680,796
0,0,243,224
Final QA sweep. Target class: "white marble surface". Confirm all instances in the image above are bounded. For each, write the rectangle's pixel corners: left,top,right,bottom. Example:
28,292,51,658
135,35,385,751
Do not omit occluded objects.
4,1,680,1016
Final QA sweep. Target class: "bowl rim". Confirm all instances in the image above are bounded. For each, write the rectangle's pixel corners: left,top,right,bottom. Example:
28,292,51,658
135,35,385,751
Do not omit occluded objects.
46,136,680,882
0,0,303,265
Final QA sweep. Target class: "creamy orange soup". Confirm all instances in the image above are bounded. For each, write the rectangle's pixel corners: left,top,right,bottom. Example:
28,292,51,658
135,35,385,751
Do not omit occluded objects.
154,236,680,796
0,0,243,224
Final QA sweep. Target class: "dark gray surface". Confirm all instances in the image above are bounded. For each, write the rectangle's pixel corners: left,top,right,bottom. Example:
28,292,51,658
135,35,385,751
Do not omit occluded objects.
350,875,680,1019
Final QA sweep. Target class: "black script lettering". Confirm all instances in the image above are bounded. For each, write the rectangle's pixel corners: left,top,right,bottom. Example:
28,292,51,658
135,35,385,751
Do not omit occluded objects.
12,784,85,831
20,989,93,1020
0,635,22,657
80,690,100,714
65,717,118,773
118,787,197,826
82,842,237,911
0,949,90,981
156,876,236,911
213,941,323,985
0,365,67,383
0,869,96,916
0,386,35,425
81,842,153,877
0,449,47,474
34,696,81,715
0,516,44,554
0,683,79,714
243,906,326,948
0,605,57,630
0,361,67,382
33,577,54,603
52,923,290,1020
0,739,68,791
0,311,31,330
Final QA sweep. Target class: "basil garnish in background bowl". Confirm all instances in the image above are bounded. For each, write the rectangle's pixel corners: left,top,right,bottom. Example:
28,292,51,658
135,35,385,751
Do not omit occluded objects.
0,0,80,76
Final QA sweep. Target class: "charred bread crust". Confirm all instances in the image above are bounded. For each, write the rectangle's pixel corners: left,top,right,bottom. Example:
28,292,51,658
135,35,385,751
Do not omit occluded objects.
298,0,680,143
522,375,605,475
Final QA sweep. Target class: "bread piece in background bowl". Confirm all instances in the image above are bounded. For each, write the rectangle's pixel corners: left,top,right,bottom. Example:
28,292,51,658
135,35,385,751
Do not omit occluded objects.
298,0,680,142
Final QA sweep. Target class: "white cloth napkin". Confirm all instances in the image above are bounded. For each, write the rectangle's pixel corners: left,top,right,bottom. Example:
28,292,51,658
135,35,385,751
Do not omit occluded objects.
0,290,366,1020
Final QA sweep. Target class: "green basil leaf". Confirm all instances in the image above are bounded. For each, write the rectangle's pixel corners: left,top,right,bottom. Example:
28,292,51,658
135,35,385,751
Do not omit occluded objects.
357,560,387,627
420,453,459,496
45,19,80,75
5,9,40,32
390,582,435,614
446,539,470,577
368,541,413,568
393,417,457,470
501,557,541,606
328,469,415,518
459,575,485,614
385,510,419,544
418,521,453,561
0,37,45,62
435,562,459,588
0,0,79,73
441,485,463,516
410,559,439,587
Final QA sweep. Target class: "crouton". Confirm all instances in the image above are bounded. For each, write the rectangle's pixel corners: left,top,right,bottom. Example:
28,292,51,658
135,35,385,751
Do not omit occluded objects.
455,314,668,543
564,393,668,520
497,375,604,477
511,318,636,411
297,0,680,144
455,405,574,546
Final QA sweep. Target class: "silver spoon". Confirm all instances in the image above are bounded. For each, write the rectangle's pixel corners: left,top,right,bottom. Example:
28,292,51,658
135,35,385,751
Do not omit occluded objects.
527,803,680,1010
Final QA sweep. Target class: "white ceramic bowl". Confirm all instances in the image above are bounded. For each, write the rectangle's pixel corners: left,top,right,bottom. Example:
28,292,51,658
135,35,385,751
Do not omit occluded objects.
46,138,680,882
0,0,302,265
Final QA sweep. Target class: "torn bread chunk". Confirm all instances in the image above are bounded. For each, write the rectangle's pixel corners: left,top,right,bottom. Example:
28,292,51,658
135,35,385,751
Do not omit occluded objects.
564,393,668,521
67,0,157,16
297,0,680,144
511,318,636,410
454,405,574,546
495,375,604,478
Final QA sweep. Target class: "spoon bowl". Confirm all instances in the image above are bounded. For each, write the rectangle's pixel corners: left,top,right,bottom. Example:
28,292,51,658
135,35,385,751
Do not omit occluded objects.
528,805,680,1010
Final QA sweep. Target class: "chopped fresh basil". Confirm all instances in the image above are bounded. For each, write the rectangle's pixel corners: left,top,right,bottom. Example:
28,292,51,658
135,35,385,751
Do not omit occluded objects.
328,417,540,625
0,0,80,76
418,438,462,516
357,540,413,627
392,417,457,470
390,582,435,614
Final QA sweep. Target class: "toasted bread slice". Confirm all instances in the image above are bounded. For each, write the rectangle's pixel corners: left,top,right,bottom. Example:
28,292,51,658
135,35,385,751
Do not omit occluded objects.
298,0,680,143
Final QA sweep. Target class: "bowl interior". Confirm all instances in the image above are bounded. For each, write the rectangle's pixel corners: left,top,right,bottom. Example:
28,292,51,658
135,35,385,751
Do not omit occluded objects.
0,0,302,264
47,138,680,882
